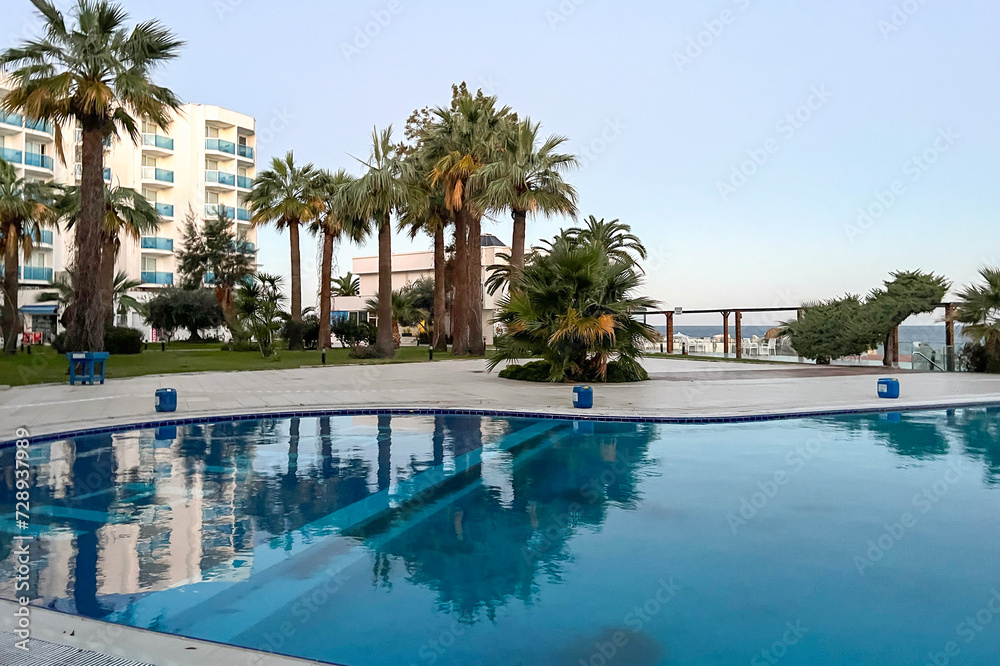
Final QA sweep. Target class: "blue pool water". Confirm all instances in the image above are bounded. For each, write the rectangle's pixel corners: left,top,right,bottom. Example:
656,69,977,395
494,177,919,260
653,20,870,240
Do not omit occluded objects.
2,408,1000,665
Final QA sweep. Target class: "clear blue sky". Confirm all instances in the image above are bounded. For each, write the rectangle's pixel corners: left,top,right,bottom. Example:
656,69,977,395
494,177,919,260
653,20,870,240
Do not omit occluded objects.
6,0,997,325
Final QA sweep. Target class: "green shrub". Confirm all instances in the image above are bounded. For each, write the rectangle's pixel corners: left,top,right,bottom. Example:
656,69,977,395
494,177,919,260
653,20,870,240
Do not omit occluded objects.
333,319,377,348
959,342,1000,373
498,361,558,382
348,344,381,359
104,327,143,355
222,339,258,352
51,332,67,354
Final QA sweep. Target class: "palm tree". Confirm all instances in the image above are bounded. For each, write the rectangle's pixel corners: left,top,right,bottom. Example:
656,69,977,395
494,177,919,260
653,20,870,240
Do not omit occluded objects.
237,272,287,358
366,287,429,348
475,119,578,274
0,159,56,353
566,216,648,268
341,127,413,358
0,0,183,352
421,90,513,356
332,272,361,297
955,267,1000,365
311,170,361,350
39,270,142,324
245,151,323,328
57,184,161,326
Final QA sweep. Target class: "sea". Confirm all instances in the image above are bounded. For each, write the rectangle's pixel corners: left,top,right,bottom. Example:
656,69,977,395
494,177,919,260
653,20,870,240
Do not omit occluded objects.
652,325,958,346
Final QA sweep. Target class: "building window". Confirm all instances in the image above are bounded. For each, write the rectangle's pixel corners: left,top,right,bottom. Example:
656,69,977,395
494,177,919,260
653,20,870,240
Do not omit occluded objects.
142,155,157,168
142,256,157,272
142,188,157,203
206,124,219,138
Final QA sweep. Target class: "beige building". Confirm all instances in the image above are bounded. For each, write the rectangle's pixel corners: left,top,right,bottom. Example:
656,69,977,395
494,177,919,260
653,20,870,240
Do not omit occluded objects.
339,234,510,344
1,74,258,340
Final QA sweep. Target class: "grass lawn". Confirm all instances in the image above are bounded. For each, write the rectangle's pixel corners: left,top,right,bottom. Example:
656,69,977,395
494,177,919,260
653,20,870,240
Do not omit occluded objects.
0,344,455,387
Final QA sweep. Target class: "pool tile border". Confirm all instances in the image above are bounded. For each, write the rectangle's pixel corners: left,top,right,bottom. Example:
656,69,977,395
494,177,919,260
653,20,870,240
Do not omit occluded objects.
3,400,999,449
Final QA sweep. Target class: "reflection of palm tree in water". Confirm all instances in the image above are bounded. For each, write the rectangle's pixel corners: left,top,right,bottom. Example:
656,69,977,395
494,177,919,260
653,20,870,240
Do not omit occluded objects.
951,407,1000,484
71,434,116,619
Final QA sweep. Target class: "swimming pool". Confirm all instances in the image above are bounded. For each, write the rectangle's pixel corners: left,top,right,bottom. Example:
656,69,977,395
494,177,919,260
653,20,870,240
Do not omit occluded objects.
2,407,999,665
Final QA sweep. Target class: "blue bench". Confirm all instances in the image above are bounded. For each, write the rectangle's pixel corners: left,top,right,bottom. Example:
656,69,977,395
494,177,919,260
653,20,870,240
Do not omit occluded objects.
66,352,110,386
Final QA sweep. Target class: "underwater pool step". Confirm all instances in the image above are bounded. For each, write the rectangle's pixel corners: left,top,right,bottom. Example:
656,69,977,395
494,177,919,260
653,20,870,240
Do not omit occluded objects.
0,629,154,665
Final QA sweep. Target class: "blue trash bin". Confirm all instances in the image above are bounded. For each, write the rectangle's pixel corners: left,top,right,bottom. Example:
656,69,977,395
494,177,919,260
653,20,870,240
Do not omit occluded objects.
877,378,900,399
573,385,594,409
155,388,178,412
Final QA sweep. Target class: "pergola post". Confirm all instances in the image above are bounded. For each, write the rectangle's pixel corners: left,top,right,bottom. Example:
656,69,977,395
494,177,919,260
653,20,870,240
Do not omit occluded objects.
722,311,731,356
735,310,743,359
666,312,674,353
945,303,955,371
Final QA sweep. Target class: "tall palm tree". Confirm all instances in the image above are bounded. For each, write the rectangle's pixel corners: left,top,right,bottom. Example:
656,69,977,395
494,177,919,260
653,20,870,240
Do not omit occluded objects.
245,151,322,328
0,0,183,352
0,159,56,353
476,119,578,274
421,91,512,356
311,169,360,350
566,216,648,268
57,184,161,326
331,272,361,297
955,267,1000,363
341,127,413,358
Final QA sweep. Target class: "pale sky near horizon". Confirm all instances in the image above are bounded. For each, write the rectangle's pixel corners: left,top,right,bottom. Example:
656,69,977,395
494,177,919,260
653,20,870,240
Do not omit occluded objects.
4,0,996,325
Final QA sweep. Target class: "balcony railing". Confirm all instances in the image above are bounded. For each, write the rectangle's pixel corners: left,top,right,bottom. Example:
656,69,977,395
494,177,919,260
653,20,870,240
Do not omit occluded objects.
0,111,22,127
206,170,236,186
142,133,174,151
235,240,256,254
24,118,53,134
142,166,174,183
141,237,174,252
24,152,53,169
154,202,174,218
205,204,236,219
237,174,253,189
237,207,251,222
206,138,236,154
0,147,22,164
75,129,111,147
237,144,254,160
141,271,174,286
30,229,54,245
23,266,53,282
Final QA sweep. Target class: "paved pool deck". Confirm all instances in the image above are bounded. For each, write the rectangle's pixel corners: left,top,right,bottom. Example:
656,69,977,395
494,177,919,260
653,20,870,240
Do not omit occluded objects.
3,357,999,441
1,358,998,665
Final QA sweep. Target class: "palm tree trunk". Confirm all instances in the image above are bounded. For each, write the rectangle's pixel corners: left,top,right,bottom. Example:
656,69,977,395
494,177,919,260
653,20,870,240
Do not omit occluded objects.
288,220,302,323
318,230,334,350
882,329,895,367
2,231,21,354
511,209,527,276
215,286,239,335
66,124,107,352
99,236,117,328
452,210,470,355
468,213,484,356
376,216,395,358
433,222,447,352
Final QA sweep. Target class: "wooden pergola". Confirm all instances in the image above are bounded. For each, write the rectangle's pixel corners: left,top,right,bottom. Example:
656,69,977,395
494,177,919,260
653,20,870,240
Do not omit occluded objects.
640,303,959,369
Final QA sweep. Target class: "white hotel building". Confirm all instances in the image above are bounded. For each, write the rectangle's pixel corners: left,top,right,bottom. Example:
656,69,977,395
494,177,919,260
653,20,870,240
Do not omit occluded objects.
0,75,257,340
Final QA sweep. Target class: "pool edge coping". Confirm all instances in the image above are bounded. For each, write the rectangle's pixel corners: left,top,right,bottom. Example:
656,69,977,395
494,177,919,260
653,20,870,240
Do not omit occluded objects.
4,398,1000,449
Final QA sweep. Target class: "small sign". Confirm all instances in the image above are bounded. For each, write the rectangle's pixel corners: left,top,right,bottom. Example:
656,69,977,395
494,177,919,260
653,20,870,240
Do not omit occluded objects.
674,307,684,315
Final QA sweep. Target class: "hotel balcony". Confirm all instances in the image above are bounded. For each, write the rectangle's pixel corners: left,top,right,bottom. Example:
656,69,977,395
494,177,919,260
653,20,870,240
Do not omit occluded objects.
235,240,256,254
206,137,236,156
237,174,253,190
30,229,54,248
141,271,174,286
0,147,22,164
205,169,236,190
154,202,175,218
22,266,54,283
237,207,252,222
0,110,22,134
142,132,174,156
205,204,236,219
141,166,174,188
23,152,54,172
24,118,53,136
237,144,255,161
141,237,174,253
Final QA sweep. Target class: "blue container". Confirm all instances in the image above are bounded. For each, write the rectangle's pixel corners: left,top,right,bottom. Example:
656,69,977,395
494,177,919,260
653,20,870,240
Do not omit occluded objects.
573,385,594,409
155,388,177,412
877,378,900,399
